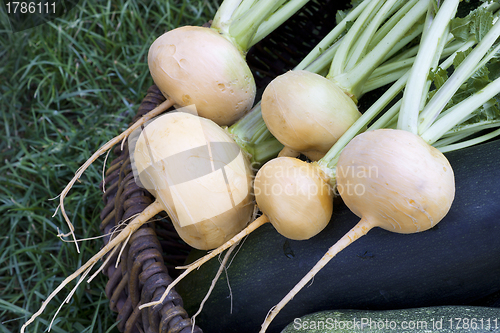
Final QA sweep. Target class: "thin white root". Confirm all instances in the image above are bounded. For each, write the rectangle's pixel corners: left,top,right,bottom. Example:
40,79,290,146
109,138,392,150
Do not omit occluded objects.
101,149,112,193
58,212,140,245
87,245,119,283
20,200,163,333
56,98,174,253
116,229,133,268
49,263,96,331
191,242,239,332
258,219,371,333
88,213,151,283
139,214,270,310
224,253,234,315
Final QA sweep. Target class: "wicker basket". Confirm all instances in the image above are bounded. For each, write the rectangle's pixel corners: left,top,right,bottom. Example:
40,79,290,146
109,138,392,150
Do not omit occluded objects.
99,1,342,332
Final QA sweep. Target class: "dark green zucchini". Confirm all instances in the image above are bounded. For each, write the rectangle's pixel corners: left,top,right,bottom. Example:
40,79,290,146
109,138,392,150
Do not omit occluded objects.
177,139,500,333
281,306,500,332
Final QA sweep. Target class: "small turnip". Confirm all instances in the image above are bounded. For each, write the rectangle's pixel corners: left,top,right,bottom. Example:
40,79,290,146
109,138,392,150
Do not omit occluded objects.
148,26,256,126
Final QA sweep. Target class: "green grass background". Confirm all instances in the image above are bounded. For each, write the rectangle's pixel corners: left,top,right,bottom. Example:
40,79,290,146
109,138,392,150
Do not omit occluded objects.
0,1,216,332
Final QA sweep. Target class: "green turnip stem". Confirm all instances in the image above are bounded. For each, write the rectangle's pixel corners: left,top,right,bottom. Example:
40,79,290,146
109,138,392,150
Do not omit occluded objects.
363,68,410,94
55,98,174,253
329,0,384,78
228,102,264,140
250,138,285,166
300,40,342,75
440,120,500,141
384,42,420,64
398,0,459,134
367,39,475,127
343,0,403,72
436,38,477,73
20,200,163,333
367,0,416,52
438,127,500,153
372,21,424,66
248,0,311,48
293,0,370,71
331,0,430,98
418,20,500,134
138,214,270,311
432,125,490,149
428,37,500,128
420,28,452,113
317,70,410,175
228,103,283,166
211,0,243,35
367,99,402,131
387,114,400,129
229,0,286,51
259,218,373,333
434,132,474,148
231,0,258,21
363,33,461,94
421,76,500,144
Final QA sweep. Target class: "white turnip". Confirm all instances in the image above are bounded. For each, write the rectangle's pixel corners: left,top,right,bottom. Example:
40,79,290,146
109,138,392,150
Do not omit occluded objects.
148,26,256,126
261,71,360,161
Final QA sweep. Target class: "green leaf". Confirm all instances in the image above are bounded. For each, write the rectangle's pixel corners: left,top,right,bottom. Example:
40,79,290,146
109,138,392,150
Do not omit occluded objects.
450,6,494,42
452,48,473,68
429,67,449,90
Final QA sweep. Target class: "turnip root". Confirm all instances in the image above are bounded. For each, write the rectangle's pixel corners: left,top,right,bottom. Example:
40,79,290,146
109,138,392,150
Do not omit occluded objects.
22,111,257,332
148,26,256,126
132,111,254,250
261,0,429,159
56,98,174,253
253,157,333,240
261,71,360,161
336,129,455,233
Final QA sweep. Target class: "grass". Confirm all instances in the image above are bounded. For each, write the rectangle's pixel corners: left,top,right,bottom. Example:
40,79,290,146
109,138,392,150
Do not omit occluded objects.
0,1,217,332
